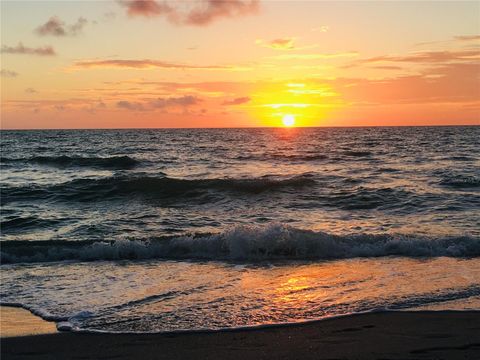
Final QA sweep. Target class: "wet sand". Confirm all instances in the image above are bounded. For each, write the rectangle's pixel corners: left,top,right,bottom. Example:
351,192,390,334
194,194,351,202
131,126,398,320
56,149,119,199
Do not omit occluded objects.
0,307,57,338
1,310,479,359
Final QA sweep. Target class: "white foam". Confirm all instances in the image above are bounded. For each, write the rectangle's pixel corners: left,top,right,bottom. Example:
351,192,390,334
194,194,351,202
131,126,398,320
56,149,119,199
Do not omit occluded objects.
1,223,479,263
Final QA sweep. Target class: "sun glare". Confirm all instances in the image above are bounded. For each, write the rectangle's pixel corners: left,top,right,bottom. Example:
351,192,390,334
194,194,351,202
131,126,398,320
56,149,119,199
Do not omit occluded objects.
282,114,296,127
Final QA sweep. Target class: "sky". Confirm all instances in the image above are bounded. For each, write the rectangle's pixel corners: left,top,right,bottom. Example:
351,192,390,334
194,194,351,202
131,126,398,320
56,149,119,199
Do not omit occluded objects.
1,0,479,129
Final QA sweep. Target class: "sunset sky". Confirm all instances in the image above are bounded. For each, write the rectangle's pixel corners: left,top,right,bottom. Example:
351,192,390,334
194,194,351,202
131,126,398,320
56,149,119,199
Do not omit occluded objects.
1,0,479,129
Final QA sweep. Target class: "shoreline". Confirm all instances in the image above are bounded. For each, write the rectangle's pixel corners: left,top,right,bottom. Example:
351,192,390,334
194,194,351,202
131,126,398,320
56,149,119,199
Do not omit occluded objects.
0,307,57,338
2,310,479,359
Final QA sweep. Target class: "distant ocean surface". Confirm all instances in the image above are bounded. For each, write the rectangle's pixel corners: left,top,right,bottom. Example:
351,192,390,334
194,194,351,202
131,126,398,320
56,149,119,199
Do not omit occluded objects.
1,126,479,333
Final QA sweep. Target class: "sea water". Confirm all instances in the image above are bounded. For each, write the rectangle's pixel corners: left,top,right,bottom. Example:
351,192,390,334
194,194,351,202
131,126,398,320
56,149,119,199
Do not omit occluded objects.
1,126,479,332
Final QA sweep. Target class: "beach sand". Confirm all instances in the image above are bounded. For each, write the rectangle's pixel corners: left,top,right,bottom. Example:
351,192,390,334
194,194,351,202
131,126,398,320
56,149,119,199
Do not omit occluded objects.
0,307,57,338
1,309,479,359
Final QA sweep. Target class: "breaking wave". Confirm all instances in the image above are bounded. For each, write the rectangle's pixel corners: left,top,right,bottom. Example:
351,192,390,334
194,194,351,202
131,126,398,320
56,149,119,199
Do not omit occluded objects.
1,224,479,264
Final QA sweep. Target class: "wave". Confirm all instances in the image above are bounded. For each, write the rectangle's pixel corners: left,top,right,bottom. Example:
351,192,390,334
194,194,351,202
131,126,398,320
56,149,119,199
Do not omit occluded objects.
342,150,372,157
1,215,63,233
439,175,480,189
1,155,140,170
233,153,329,162
1,174,316,203
1,224,479,264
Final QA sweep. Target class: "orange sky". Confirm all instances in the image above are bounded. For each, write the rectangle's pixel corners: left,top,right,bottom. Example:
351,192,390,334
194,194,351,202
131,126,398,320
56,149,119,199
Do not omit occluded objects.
1,0,479,129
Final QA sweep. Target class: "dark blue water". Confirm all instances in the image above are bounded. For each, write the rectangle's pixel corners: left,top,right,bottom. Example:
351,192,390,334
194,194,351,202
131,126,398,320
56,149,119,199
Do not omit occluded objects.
1,127,479,333
2,127,479,248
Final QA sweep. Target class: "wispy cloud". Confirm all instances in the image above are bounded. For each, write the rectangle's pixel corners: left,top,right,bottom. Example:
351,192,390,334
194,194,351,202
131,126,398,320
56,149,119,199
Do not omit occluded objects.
257,38,295,50
454,35,480,41
270,52,358,60
0,69,19,78
119,0,172,17
222,96,251,105
118,0,260,26
371,65,404,70
415,35,480,47
117,100,146,111
311,25,329,33
35,16,88,36
72,59,245,71
117,95,202,111
151,95,201,108
25,88,38,94
1,43,56,56
349,50,480,66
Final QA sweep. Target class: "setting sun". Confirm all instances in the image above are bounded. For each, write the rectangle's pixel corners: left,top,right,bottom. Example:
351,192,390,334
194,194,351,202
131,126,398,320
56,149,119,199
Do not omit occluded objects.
282,114,296,127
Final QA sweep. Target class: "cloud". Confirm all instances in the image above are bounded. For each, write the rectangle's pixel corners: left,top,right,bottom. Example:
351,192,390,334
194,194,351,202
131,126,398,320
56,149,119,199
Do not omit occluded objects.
328,61,480,106
35,16,88,36
1,43,56,56
349,50,480,66
118,0,259,26
257,38,295,50
117,95,202,111
0,69,18,78
119,0,172,17
270,52,358,60
371,65,404,70
185,0,259,26
222,96,251,105
72,59,238,70
311,25,329,33
454,35,480,41
25,88,37,94
117,100,145,111
151,95,201,108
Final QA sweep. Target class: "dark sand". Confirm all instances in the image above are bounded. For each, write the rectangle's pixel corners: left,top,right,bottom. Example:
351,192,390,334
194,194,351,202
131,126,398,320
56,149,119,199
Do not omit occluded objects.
2,310,479,359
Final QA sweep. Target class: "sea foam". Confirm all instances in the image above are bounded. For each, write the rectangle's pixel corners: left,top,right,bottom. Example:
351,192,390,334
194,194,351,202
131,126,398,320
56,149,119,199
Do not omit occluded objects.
1,224,479,264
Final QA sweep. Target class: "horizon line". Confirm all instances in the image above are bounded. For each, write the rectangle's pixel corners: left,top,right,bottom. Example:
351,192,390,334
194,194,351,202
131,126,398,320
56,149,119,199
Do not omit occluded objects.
1,124,479,131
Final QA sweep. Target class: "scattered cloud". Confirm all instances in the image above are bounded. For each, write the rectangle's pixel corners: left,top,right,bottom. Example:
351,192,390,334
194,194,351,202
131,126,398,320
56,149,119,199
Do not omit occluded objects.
72,59,241,71
270,52,358,60
222,96,251,105
257,38,295,50
311,25,329,33
117,100,145,111
35,16,88,36
151,95,201,108
415,35,480,47
348,50,480,67
119,0,172,17
256,38,319,51
454,35,480,41
25,88,37,94
327,61,480,106
117,95,202,112
118,0,260,26
371,65,404,70
0,69,19,78
1,43,56,56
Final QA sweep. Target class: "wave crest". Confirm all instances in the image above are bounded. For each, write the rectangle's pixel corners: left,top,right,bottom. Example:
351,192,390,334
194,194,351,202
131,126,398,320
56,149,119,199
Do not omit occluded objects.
1,224,478,264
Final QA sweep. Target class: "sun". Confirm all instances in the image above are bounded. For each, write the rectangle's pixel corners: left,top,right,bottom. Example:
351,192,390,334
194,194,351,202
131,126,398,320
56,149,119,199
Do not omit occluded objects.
282,114,296,127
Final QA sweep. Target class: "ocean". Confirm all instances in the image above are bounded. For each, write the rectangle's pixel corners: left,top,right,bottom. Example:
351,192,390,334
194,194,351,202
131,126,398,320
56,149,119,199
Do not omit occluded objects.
1,126,479,333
